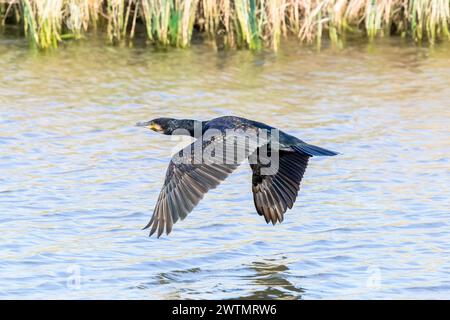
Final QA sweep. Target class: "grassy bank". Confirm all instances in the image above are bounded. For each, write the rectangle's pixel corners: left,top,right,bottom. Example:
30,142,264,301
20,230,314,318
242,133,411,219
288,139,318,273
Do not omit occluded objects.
0,0,449,50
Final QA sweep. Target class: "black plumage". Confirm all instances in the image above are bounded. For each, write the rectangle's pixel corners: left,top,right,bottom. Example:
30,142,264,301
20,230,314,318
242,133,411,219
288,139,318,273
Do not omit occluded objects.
137,116,337,237
250,150,309,224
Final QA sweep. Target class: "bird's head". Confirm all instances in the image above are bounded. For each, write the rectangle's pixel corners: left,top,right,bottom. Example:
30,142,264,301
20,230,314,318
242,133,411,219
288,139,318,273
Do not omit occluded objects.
136,118,171,134
136,118,201,137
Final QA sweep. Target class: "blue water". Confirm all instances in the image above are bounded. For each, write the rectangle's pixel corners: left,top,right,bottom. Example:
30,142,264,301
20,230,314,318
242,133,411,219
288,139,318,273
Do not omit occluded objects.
0,37,449,299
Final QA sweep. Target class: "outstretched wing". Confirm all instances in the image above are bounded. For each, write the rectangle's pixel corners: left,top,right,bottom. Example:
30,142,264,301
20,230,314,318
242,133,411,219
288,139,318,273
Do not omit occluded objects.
145,131,262,237
250,149,310,224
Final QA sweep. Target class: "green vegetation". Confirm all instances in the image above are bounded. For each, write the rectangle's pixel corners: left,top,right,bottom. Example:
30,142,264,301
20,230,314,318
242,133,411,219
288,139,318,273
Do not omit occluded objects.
0,0,449,49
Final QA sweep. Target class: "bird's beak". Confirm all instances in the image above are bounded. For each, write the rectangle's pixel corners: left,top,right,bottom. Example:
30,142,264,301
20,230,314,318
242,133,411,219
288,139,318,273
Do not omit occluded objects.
136,121,151,127
136,121,163,132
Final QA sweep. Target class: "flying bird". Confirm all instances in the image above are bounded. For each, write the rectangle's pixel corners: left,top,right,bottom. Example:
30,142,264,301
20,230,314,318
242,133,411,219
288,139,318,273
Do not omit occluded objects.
137,116,337,237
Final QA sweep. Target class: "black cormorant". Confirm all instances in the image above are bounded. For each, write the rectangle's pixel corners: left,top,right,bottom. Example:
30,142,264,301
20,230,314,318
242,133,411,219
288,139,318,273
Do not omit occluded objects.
137,116,337,237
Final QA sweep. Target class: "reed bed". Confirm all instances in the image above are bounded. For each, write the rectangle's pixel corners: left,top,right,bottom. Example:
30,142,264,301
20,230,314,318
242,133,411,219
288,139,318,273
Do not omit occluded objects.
0,0,449,49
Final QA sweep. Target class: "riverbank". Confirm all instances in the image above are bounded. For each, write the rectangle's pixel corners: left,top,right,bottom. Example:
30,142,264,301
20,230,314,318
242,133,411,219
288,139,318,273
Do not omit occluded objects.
0,0,449,50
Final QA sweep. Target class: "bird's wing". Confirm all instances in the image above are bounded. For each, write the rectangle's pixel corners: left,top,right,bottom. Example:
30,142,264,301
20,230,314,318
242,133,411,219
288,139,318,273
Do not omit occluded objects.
145,132,262,237
250,149,310,224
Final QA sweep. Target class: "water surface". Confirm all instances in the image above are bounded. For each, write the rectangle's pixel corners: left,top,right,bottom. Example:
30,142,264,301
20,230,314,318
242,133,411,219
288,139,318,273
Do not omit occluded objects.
1,36,449,299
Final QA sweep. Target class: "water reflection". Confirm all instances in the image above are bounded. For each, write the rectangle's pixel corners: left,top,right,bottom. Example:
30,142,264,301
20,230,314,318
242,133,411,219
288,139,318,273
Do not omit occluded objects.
237,260,304,300
135,260,304,300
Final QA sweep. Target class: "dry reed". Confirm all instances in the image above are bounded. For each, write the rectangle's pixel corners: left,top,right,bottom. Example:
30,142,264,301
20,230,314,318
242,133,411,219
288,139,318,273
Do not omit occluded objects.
0,0,449,49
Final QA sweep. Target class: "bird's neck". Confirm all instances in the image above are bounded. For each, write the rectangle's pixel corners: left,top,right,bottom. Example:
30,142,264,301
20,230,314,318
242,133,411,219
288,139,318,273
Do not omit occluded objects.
171,119,204,137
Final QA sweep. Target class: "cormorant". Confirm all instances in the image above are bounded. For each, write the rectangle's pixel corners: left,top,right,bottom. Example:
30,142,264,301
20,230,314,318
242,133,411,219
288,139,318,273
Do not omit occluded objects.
137,116,337,237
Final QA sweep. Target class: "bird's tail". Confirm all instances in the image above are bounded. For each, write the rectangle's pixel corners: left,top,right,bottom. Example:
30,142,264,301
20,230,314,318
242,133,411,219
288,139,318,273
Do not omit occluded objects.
293,143,338,157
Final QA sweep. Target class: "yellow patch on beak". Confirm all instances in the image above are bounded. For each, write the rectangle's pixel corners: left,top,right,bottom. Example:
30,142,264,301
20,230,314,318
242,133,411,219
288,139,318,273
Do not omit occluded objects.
149,123,163,132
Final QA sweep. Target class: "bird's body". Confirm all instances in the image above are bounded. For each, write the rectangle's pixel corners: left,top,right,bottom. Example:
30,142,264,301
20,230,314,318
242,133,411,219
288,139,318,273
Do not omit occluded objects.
203,116,336,155
137,116,337,237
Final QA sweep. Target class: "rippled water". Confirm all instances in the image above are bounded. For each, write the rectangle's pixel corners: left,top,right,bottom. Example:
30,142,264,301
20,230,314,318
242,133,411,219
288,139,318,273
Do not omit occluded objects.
1,35,449,299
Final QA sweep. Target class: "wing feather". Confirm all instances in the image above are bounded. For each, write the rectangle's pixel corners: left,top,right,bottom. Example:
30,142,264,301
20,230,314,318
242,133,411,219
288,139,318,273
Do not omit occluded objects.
146,131,263,237
251,150,310,224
